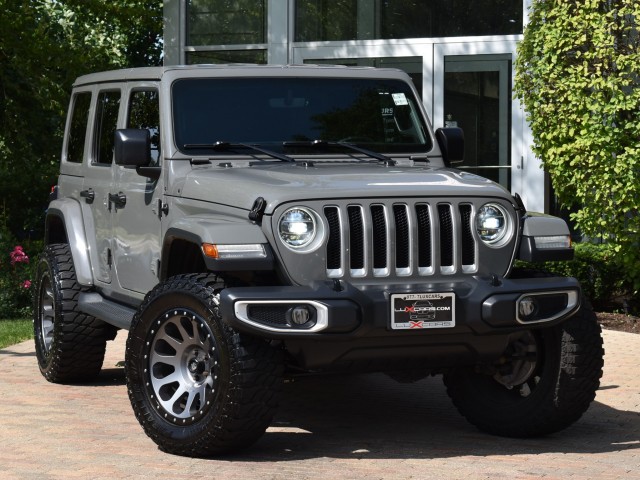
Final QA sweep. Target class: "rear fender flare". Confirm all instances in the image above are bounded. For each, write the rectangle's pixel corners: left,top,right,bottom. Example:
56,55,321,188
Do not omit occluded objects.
46,198,94,286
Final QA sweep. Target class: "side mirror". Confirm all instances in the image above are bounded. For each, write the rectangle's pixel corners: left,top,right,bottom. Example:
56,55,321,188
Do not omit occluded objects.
114,129,151,167
435,127,465,166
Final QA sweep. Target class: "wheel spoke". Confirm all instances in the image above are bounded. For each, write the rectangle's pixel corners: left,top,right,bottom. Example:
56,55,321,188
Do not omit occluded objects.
39,278,56,352
146,308,218,423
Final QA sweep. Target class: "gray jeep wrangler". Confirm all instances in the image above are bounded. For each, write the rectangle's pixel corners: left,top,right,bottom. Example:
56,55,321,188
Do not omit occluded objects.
34,65,604,457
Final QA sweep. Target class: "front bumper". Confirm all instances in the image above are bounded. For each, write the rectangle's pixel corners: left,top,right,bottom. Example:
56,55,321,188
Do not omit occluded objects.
219,275,581,338
219,275,581,370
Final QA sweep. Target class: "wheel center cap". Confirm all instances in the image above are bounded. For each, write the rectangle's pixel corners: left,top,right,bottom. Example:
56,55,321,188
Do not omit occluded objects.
188,359,204,374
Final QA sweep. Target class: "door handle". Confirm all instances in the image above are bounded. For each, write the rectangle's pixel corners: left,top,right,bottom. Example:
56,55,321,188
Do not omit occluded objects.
108,192,127,210
80,189,95,204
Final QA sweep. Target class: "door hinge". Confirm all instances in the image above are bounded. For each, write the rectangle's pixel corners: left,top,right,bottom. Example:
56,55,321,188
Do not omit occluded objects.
157,199,169,218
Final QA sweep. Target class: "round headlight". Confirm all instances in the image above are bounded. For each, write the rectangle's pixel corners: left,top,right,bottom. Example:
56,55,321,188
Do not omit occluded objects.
476,203,510,245
279,207,316,249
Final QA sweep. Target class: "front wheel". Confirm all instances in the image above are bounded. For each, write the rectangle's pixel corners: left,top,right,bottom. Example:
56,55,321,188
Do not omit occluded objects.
443,299,604,437
125,274,283,457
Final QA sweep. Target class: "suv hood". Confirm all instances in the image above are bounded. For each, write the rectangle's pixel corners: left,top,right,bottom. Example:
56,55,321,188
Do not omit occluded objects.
180,162,511,213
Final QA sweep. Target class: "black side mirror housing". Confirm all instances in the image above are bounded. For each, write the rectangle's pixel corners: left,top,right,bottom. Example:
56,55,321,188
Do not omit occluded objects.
114,129,151,167
435,127,465,166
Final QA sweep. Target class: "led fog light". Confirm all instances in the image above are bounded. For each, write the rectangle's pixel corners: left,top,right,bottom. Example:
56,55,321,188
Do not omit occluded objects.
289,305,313,326
518,296,539,321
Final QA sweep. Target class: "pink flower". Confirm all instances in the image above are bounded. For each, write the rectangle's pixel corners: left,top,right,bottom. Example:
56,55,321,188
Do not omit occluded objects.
22,280,32,289
9,246,29,265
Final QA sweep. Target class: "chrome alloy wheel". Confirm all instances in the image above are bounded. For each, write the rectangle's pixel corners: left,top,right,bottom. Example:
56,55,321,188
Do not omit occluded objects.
145,309,220,425
37,274,55,355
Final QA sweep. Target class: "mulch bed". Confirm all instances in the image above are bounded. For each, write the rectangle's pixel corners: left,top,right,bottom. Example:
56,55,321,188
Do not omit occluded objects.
596,312,639,334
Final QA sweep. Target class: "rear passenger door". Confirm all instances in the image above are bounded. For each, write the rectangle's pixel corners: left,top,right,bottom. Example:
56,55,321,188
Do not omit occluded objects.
80,87,122,285
111,86,163,295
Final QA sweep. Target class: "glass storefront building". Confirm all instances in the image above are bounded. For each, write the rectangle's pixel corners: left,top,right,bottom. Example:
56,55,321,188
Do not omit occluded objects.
164,0,547,212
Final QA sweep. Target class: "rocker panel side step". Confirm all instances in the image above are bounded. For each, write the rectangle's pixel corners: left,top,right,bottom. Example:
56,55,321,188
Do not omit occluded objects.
78,292,137,330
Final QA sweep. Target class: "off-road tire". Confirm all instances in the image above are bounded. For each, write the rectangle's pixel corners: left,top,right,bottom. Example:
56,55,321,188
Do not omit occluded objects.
33,243,108,382
125,273,283,457
443,298,604,437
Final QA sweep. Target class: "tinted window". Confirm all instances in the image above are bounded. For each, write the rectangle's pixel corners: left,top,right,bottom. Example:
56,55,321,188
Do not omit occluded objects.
172,77,431,155
66,92,91,163
186,50,267,65
94,91,121,165
295,0,523,41
187,0,266,45
128,90,161,164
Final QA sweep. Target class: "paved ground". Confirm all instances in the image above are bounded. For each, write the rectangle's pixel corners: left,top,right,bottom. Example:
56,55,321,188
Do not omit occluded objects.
0,329,638,480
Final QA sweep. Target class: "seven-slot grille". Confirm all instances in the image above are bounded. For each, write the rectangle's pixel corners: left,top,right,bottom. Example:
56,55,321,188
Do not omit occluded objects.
323,201,476,279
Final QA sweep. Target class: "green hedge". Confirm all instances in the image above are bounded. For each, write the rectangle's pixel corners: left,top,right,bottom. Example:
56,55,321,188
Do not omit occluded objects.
517,242,637,313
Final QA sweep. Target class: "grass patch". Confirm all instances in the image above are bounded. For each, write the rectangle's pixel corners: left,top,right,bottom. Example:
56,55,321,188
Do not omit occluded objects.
0,319,33,349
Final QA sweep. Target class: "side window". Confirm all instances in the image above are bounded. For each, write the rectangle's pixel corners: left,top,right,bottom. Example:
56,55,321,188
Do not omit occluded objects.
94,90,121,165
66,92,91,163
128,90,161,165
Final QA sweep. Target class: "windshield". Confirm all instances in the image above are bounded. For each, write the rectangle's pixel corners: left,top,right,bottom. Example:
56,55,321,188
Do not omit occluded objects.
172,77,432,156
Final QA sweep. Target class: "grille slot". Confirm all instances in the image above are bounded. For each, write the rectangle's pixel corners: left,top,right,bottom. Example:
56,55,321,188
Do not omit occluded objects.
438,204,454,269
371,205,387,270
324,207,342,271
347,205,365,272
324,200,478,278
459,204,476,267
393,204,410,271
416,204,432,269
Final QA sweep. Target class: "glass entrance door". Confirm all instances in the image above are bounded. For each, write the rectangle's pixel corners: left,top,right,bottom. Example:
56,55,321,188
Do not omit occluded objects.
442,55,511,190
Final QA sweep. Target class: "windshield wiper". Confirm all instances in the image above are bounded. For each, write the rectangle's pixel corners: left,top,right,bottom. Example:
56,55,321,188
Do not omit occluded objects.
183,141,295,163
282,139,395,165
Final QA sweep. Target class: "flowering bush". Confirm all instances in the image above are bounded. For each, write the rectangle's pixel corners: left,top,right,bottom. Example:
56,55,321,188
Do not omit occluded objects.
0,240,39,319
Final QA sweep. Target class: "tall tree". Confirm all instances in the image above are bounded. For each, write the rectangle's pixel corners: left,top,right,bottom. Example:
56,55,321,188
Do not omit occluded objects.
515,0,640,288
0,0,162,238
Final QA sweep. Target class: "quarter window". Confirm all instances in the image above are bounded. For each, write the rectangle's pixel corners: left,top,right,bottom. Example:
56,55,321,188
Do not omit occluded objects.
66,92,91,163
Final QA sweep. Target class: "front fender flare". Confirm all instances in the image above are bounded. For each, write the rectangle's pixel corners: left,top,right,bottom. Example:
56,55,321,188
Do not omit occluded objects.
163,215,274,273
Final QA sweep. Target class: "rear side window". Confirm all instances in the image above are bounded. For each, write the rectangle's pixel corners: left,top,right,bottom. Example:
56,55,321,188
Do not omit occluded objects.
94,90,121,165
128,90,161,165
66,92,91,163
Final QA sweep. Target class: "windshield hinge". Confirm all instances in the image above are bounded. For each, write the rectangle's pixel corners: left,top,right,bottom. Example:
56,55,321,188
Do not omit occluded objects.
249,197,267,224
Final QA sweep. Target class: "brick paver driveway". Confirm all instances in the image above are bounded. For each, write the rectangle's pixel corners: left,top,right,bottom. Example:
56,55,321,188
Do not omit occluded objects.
1,329,638,479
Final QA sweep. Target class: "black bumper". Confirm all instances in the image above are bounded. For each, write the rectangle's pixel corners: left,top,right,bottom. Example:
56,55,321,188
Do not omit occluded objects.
219,275,581,370
220,275,580,336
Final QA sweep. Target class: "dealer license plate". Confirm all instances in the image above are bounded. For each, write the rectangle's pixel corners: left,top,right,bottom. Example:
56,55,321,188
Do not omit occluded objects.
390,293,455,330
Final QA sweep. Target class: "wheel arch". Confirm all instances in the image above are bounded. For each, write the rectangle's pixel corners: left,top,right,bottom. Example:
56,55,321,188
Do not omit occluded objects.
161,218,275,281
45,199,93,286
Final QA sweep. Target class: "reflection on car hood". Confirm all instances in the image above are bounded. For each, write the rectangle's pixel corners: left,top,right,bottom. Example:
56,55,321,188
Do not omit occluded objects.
180,162,510,213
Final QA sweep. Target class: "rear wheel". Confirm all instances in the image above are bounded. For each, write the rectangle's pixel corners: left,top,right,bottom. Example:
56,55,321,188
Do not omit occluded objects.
125,273,283,457
33,244,108,382
444,299,604,437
